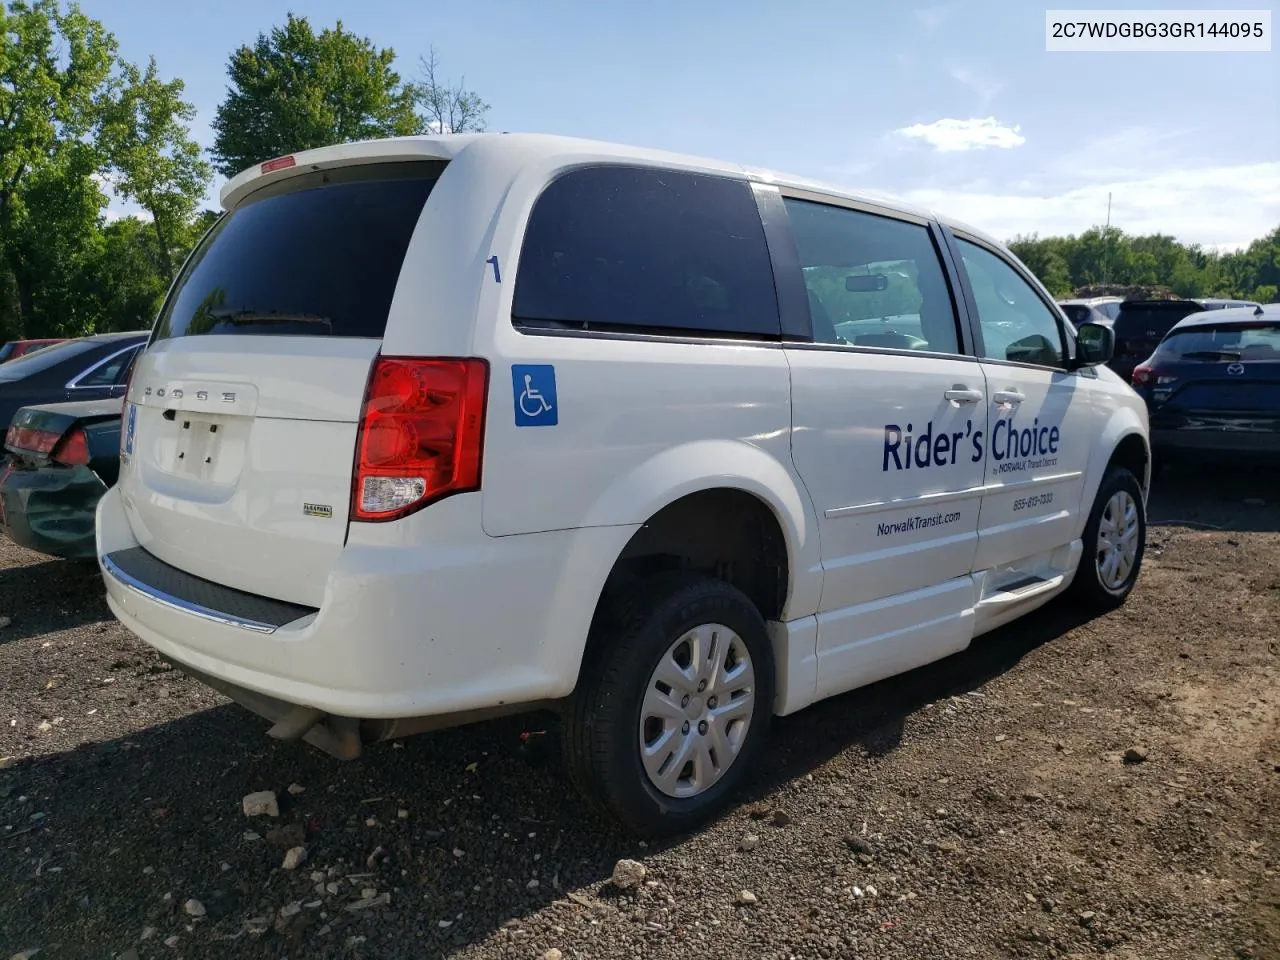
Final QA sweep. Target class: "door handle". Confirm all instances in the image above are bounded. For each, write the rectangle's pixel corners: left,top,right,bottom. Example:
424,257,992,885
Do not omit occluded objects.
944,386,984,405
993,390,1025,406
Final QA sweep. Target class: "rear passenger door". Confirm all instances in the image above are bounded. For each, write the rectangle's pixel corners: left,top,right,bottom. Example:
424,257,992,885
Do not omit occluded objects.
775,192,988,698
947,233,1093,581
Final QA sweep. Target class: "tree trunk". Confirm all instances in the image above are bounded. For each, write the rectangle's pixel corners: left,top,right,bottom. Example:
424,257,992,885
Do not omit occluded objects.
16,271,35,336
151,211,173,278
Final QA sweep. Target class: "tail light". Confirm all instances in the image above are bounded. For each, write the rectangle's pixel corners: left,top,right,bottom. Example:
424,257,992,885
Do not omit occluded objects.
351,357,489,522
52,427,90,466
121,360,136,415
1132,363,1177,402
1132,364,1175,386
3,424,89,465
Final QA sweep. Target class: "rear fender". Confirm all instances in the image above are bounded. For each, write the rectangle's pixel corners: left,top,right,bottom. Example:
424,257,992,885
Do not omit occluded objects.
578,439,822,621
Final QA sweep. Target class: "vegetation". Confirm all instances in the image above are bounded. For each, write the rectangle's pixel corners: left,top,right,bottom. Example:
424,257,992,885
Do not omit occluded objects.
0,1,1272,345
1010,226,1280,304
0,2,487,343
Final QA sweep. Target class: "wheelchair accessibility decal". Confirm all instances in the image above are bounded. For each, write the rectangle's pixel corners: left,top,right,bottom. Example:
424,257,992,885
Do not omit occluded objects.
512,364,558,427
123,402,137,457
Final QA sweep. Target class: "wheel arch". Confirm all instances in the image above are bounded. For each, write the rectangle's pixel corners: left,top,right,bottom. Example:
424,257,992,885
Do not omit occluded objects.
1076,407,1151,539
577,439,821,622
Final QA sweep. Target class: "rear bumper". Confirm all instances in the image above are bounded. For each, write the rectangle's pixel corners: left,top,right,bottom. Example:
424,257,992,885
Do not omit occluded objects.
0,462,105,559
97,484,639,724
1151,423,1280,457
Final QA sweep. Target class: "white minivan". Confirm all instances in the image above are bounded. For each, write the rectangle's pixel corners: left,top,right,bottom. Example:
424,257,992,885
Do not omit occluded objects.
98,133,1149,836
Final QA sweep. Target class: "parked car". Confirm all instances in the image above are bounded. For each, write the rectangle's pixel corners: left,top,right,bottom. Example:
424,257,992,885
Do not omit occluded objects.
1110,297,1262,381
0,338,67,363
0,332,148,432
1,398,125,558
96,133,1150,837
1132,303,1280,464
1057,301,1115,329
1059,296,1123,323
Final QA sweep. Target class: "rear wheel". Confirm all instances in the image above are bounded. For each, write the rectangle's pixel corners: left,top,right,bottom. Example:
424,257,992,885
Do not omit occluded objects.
1071,466,1146,609
564,573,774,837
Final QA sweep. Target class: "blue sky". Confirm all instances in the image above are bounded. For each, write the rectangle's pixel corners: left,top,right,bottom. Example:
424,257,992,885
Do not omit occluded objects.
80,0,1278,249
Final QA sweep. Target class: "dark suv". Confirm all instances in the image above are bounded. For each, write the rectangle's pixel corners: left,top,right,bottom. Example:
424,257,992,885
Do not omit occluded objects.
1111,298,1261,381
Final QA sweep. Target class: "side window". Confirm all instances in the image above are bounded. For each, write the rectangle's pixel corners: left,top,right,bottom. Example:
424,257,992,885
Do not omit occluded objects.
75,346,140,388
957,239,1066,368
512,166,780,338
783,198,961,355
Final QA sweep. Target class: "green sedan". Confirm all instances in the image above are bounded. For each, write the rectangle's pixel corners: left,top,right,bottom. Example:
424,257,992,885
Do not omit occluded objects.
1,398,123,559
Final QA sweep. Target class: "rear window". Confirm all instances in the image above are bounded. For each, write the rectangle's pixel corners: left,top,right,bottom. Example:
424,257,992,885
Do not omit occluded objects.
152,161,444,341
0,338,97,381
513,165,780,339
1155,322,1280,361
1113,302,1203,340
1058,304,1092,327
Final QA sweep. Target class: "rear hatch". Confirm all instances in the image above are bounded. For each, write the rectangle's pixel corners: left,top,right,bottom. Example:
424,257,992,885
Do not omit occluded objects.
119,159,447,607
1110,300,1207,376
1138,319,1280,425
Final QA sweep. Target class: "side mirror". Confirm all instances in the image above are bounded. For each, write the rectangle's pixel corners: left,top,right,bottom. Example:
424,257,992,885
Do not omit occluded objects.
1075,322,1115,368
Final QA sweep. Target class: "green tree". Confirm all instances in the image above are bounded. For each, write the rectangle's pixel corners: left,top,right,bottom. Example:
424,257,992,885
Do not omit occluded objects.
210,14,421,178
100,56,211,277
0,0,115,335
1009,234,1072,296
7,150,110,337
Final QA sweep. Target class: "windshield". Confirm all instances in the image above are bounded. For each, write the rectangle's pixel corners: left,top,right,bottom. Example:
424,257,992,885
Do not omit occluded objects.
1155,322,1280,361
0,338,97,381
152,161,443,342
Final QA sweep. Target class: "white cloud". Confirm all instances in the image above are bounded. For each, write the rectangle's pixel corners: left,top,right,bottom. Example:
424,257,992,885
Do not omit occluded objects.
896,161,1280,249
948,66,1002,106
914,4,959,29
896,117,1026,152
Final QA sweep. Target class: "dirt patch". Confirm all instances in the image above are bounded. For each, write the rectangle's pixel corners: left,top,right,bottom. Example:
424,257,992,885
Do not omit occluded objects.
0,465,1277,960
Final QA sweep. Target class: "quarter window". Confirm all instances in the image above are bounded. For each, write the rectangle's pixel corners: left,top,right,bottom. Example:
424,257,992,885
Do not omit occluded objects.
75,346,141,387
512,166,780,338
958,239,1066,368
783,198,961,355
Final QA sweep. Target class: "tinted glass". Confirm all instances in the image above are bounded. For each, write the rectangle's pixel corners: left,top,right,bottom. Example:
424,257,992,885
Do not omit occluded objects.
1058,304,1091,327
76,345,142,387
0,339,98,381
958,239,1065,367
1113,303,1203,340
153,162,442,341
513,166,779,338
784,199,960,354
1156,322,1280,362
0,343,14,362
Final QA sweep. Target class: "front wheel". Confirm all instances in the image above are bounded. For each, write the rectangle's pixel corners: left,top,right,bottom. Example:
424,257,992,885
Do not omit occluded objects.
563,573,775,837
1070,466,1146,609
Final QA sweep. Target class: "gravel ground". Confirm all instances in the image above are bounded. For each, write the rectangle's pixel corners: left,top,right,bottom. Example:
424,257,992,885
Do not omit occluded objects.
1,465,1277,960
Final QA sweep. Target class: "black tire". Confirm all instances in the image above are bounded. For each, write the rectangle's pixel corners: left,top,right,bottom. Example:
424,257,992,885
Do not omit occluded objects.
563,572,775,838
1070,466,1146,610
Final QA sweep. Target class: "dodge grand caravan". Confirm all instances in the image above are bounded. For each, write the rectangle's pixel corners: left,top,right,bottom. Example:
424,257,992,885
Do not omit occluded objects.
98,133,1150,836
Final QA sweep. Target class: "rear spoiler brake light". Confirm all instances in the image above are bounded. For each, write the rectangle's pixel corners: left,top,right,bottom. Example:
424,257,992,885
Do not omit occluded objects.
261,155,296,174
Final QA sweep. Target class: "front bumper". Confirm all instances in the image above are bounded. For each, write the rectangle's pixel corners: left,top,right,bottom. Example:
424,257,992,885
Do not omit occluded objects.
96,484,637,730
0,462,106,559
